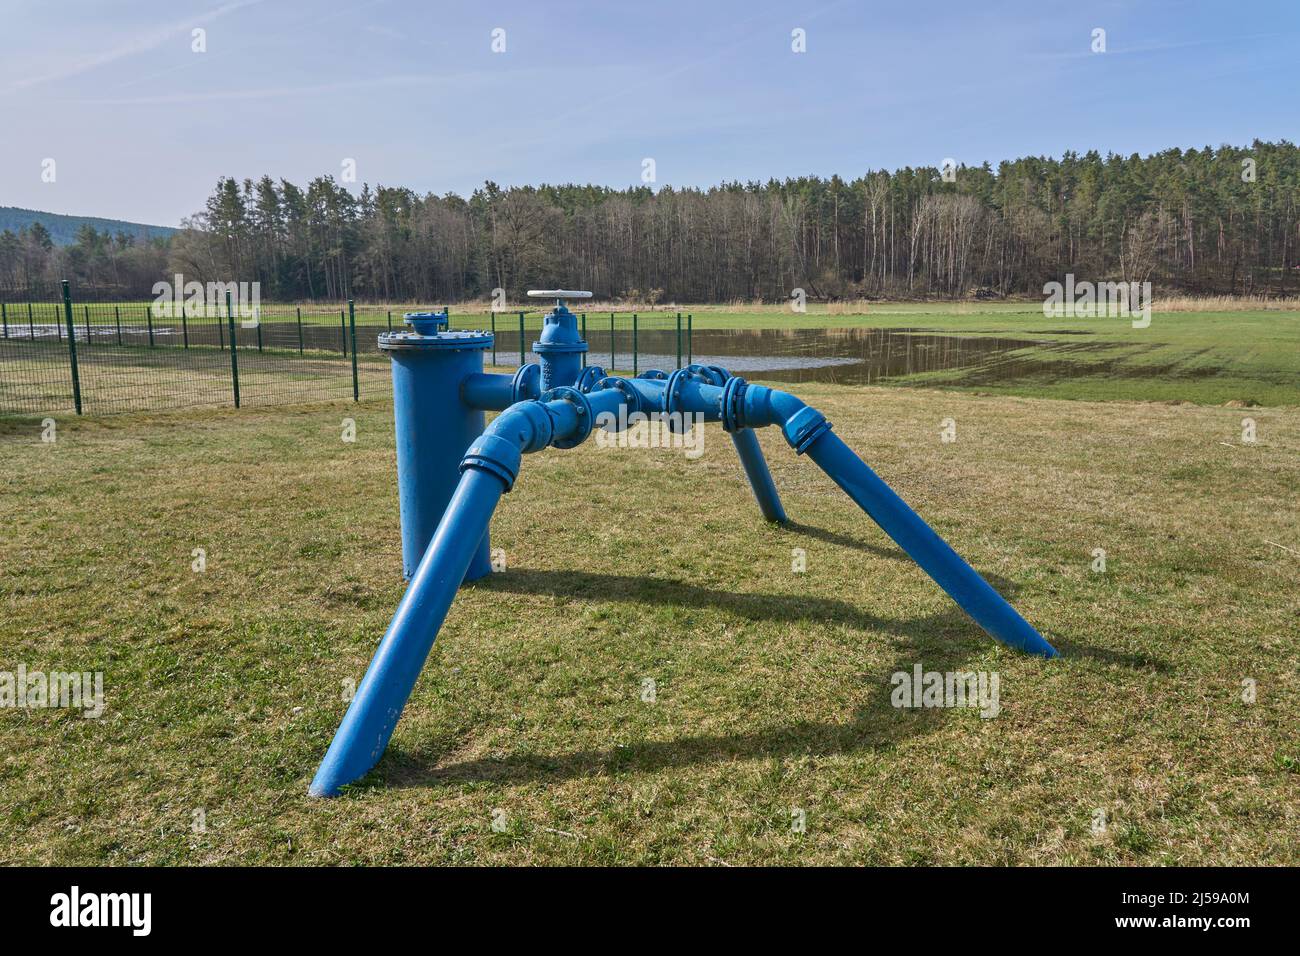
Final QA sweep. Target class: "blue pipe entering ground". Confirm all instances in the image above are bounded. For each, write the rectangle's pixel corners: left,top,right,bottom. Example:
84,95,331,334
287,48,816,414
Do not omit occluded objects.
729,428,787,523
310,302,1055,797
311,392,594,797
308,467,506,797
804,431,1057,658
721,379,1058,659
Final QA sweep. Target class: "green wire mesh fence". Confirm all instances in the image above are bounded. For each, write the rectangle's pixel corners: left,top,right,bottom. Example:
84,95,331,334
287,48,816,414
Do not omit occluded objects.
0,286,693,416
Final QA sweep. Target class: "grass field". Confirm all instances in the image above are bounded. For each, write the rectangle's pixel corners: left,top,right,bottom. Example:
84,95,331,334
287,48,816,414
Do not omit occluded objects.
1,378,1295,864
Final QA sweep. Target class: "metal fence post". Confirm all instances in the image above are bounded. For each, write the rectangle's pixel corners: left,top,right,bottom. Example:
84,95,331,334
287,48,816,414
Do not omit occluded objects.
490,311,497,366
61,280,82,415
181,304,189,348
1,302,7,339
296,307,303,354
146,304,155,347
226,291,241,408
676,311,682,369
256,311,263,352
609,312,615,369
688,313,693,364
340,310,347,356
348,299,359,402
218,305,224,349
115,306,122,345
632,312,638,375
28,303,34,339
387,310,392,332
83,305,91,344
518,311,525,366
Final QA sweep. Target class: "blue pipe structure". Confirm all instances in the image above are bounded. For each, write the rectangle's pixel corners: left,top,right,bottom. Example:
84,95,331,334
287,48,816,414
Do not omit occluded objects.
730,427,787,523
385,313,495,581
309,291,1056,797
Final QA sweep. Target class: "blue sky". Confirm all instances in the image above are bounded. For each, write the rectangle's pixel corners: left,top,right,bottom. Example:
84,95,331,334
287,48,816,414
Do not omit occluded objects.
2,0,1296,226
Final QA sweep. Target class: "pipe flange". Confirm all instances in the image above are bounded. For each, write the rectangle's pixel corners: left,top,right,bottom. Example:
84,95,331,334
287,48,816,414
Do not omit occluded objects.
511,362,541,402
720,375,748,432
679,363,725,386
636,368,669,380
538,385,594,449
592,376,639,422
574,365,607,393
662,369,705,434
690,364,730,386
662,368,688,413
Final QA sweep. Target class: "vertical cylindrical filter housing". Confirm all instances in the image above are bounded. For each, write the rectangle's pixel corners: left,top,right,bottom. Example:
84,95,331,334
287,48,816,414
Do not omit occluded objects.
380,320,495,581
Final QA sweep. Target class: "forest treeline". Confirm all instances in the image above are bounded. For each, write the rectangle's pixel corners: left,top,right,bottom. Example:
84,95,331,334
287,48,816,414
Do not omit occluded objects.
2,140,1297,302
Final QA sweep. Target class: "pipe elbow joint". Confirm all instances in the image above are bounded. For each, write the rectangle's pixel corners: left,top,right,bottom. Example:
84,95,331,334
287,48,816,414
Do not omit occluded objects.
724,379,831,454
775,399,831,454
460,401,553,490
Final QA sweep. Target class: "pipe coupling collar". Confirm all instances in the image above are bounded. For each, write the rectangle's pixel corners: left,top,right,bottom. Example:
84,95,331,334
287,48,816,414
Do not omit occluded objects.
720,375,748,432
661,369,688,415
662,369,702,434
680,363,729,387
783,406,832,455
539,386,594,450
461,433,525,491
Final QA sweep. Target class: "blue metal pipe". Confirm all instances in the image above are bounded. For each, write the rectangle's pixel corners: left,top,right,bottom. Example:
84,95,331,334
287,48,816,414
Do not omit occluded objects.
311,391,606,796
730,427,787,523
383,326,494,581
614,373,786,521
732,381,1056,658
460,371,514,411
309,467,507,797
805,430,1057,657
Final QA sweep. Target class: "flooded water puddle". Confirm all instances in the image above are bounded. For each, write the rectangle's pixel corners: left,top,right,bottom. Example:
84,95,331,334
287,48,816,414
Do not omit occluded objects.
585,327,1059,386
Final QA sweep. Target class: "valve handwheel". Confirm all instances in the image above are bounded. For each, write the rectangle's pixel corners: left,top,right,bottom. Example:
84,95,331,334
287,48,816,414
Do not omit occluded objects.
527,289,592,310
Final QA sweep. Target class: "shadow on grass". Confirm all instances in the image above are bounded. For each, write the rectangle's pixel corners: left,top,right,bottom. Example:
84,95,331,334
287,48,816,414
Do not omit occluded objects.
779,520,909,561
1051,639,1170,672
469,567,926,631
369,568,1145,793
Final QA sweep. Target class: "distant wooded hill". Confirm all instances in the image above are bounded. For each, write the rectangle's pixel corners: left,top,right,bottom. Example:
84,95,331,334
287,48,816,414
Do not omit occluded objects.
0,206,177,247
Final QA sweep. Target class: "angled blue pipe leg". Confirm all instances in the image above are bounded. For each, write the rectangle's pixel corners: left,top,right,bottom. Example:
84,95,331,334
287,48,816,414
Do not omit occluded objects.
730,428,787,523
310,395,587,797
805,430,1057,657
731,380,1057,658
309,467,507,797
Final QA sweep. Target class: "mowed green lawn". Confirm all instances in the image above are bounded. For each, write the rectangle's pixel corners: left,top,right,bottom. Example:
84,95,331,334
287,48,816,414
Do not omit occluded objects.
1,380,1295,864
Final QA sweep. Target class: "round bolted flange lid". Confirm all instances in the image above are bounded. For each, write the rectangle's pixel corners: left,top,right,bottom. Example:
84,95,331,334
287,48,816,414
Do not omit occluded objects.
378,328,493,351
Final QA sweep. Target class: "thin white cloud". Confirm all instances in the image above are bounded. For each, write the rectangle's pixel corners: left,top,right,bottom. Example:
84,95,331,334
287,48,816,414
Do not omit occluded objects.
69,73,442,105
64,70,512,106
1026,32,1290,62
6,0,264,94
